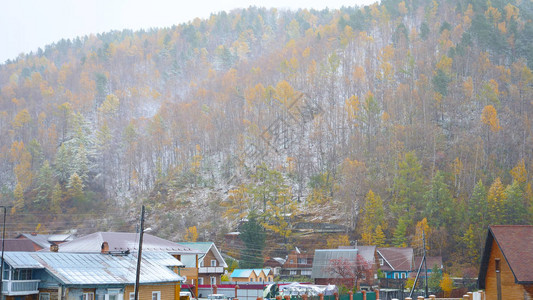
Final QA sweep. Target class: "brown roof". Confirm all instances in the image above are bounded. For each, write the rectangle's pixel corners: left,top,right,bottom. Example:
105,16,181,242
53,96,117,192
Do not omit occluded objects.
413,256,443,270
54,232,201,255
479,225,533,286
377,247,413,271
0,239,38,251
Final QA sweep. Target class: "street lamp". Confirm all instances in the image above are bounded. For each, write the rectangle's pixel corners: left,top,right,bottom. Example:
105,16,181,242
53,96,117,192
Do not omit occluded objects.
134,205,146,300
0,206,9,299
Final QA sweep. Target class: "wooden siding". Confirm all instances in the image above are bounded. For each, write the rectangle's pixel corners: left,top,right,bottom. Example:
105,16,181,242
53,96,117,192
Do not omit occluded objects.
182,267,199,284
124,283,178,300
485,239,533,300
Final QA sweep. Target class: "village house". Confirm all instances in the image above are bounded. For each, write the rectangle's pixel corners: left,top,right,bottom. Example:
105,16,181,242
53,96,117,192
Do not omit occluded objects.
311,248,378,289
16,233,75,251
1,250,184,300
279,247,313,279
377,247,414,280
53,231,202,299
179,242,228,286
478,225,533,300
263,257,285,277
230,269,274,282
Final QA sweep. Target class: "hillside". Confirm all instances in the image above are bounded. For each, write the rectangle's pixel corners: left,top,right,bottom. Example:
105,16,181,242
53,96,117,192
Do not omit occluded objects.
1,0,533,273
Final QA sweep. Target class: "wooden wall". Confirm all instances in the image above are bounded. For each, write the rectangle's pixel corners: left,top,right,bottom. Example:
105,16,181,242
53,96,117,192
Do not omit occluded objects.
484,239,533,300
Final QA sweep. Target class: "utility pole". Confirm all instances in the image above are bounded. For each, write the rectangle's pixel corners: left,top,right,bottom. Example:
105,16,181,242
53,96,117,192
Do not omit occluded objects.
134,205,145,300
0,207,7,299
423,230,428,298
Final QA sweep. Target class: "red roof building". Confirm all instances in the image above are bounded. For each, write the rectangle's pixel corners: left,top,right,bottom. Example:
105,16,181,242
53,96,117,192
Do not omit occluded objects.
478,225,533,300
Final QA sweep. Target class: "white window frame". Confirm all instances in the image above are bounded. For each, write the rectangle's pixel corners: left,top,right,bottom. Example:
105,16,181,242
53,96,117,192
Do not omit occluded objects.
39,293,51,300
198,277,204,285
401,272,406,279
129,292,135,300
211,259,217,267
379,258,384,266
289,270,297,275
83,292,95,300
152,291,161,300
105,289,122,300
394,273,399,279
210,276,216,285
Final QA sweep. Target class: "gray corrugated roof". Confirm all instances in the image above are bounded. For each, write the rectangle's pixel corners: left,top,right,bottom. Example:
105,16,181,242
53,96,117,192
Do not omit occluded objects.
18,234,52,248
56,232,201,255
178,242,228,268
311,249,358,279
3,251,184,285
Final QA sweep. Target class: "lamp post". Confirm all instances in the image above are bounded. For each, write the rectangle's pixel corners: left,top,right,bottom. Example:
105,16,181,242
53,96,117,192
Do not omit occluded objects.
134,205,145,300
0,206,8,299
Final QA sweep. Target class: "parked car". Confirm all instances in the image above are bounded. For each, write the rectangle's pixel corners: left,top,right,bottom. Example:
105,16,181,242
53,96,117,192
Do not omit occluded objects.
207,294,227,300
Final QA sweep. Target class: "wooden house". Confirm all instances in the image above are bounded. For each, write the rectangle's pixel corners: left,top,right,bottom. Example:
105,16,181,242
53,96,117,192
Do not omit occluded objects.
478,225,533,300
311,248,378,289
230,269,273,282
377,247,414,279
280,247,314,279
179,242,228,286
1,251,184,300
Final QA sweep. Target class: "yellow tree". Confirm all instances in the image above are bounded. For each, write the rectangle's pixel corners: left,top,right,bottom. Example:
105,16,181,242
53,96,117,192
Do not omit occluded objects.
184,226,199,242
481,105,501,132
262,187,297,248
412,218,430,251
487,177,506,224
221,184,251,220
360,190,385,245
440,273,454,297
9,141,33,192
327,234,350,249
481,105,501,154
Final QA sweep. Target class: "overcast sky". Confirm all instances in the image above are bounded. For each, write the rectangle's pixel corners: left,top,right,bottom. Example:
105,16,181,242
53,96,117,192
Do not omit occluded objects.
0,0,378,64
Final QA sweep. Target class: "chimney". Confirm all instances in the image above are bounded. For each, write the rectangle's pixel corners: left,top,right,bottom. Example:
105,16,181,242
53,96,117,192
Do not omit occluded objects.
50,244,59,252
101,241,109,254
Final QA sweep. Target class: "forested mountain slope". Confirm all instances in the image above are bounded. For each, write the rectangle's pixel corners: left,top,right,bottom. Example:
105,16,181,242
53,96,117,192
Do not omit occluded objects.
1,0,533,272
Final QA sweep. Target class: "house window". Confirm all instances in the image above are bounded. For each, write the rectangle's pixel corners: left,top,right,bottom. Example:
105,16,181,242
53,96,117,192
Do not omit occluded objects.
40,294,51,300
106,288,121,300
198,277,204,285
83,293,94,300
200,261,204,267
301,270,312,276
401,273,406,279
152,291,161,300
379,258,384,266
297,258,307,264
289,270,297,275
13,269,32,280
211,277,216,285
394,273,399,279
250,278,254,282
211,260,217,267
129,293,135,300
290,260,294,264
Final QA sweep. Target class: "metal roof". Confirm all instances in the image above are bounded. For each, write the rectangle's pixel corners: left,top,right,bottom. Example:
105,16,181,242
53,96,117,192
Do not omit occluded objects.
178,242,228,268
230,269,254,278
55,232,201,255
2,251,184,285
0,239,38,252
311,249,358,279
